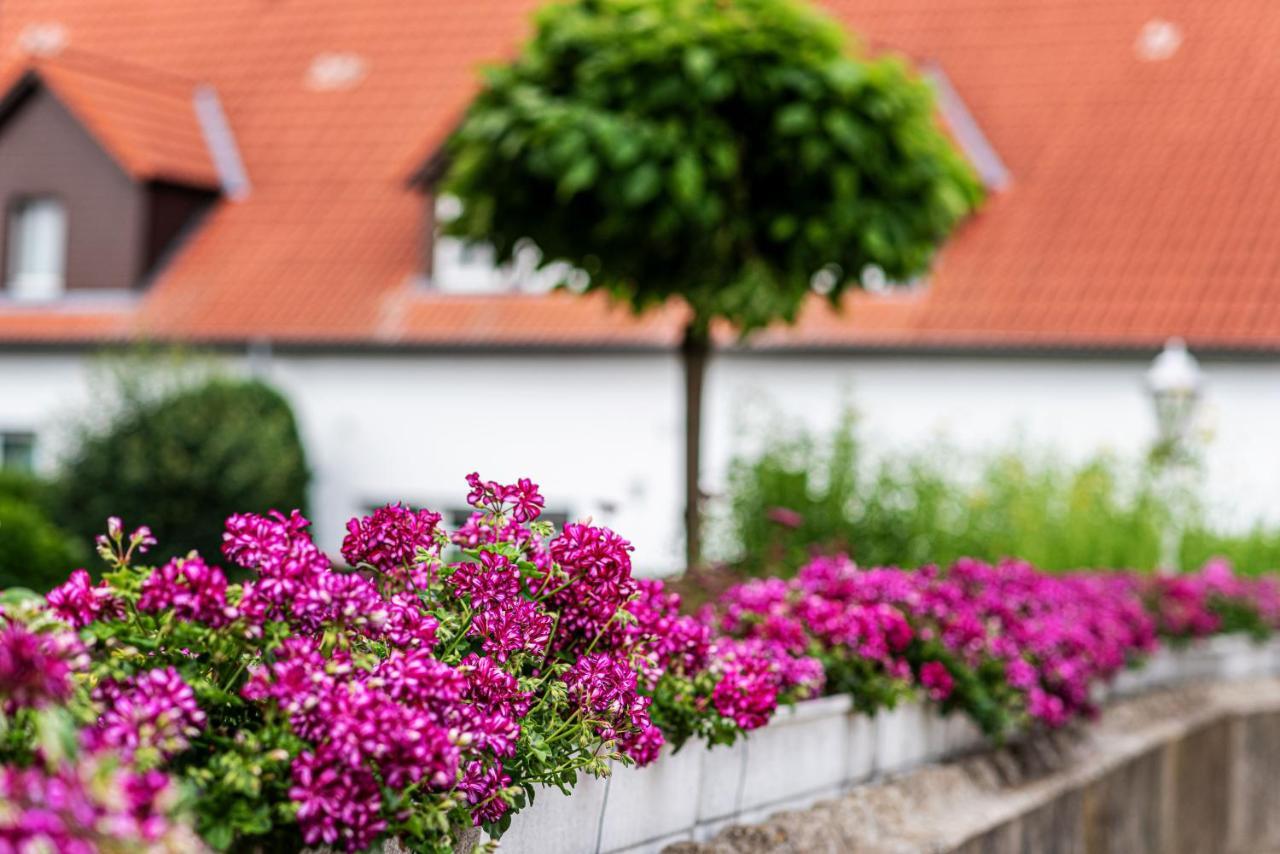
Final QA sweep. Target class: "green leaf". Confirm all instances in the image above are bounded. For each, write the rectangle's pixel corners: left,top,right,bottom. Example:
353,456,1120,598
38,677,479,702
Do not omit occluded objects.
671,153,705,207
203,823,234,851
622,163,662,207
683,46,715,82
776,103,816,135
769,215,798,241
0,587,41,608
558,156,599,199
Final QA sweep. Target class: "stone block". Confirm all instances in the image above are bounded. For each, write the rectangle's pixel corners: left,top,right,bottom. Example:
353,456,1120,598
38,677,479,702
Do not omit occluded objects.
499,771,608,854
600,744,703,852
736,695,852,812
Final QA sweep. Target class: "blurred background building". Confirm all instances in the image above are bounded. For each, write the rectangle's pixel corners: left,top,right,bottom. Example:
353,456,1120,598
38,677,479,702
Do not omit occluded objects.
1,0,1278,572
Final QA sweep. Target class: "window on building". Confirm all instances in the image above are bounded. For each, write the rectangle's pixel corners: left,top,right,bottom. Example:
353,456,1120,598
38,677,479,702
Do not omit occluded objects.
5,196,67,300
0,431,36,472
445,507,571,531
427,194,580,295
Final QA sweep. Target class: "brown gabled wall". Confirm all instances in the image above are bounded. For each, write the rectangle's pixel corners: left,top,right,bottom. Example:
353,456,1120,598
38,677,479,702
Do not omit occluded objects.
0,84,146,293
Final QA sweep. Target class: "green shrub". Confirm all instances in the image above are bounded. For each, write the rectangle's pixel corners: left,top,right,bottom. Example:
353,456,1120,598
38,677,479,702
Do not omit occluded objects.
1181,524,1280,575
55,378,310,566
717,414,1280,576
0,469,56,515
0,497,87,592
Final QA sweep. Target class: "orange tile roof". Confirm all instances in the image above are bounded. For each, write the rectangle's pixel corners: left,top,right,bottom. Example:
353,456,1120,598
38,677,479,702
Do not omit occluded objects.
0,0,1278,352
2,49,220,188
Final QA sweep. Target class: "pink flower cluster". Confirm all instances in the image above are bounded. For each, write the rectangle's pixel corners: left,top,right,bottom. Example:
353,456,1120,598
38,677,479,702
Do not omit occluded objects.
711,555,1160,728
220,474,742,848
465,472,545,522
945,559,1156,725
137,555,230,626
224,509,519,848
58,477,1280,850
45,569,125,629
0,622,85,714
245,639,519,849
1142,558,1280,639
0,760,194,852
707,638,825,730
340,502,443,585
85,667,207,760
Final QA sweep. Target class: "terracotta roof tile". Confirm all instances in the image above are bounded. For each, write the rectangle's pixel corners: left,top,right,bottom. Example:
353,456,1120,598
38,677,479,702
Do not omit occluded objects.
0,0,1278,351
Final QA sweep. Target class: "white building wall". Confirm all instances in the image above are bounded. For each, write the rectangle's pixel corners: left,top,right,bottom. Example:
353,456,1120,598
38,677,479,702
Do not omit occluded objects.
0,349,688,574
261,353,685,574
706,353,1280,536
1,348,1278,575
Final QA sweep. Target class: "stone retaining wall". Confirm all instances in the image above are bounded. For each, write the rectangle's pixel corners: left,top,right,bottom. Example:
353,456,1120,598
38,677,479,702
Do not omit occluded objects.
667,678,1280,854
497,635,1280,853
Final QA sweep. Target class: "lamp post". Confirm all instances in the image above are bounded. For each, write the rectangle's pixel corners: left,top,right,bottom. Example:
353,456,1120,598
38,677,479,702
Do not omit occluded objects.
1146,338,1203,573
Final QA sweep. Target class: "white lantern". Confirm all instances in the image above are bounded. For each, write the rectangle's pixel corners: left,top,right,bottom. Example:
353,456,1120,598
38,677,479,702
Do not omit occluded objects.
1146,337,1202,453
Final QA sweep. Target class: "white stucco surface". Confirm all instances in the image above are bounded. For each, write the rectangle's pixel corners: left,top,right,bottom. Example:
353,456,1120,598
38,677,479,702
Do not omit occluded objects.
2,347,1277,573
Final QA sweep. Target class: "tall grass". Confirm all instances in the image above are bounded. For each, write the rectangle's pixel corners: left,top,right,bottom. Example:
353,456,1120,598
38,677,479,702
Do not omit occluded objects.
716,414,1280,577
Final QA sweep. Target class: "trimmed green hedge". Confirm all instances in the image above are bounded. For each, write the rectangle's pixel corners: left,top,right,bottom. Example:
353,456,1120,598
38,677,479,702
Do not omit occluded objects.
56,378,310,567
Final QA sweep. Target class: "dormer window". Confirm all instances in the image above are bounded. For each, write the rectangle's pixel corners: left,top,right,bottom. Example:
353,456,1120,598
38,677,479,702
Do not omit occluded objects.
424,194,583,295
428,194,506,294
0,59,232,299
5,195,66,301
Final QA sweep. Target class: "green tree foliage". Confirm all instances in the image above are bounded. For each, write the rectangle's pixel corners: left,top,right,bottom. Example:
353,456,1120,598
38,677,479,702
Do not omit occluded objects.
442,0,983,568
720,415,1280,577
56,379,310,568
443,0,981,330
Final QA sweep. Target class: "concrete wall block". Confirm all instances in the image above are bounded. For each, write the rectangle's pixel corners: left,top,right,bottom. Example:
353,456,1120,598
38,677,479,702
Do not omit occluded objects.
941,711,987,757
1144,647,1180,689
599,744,703,852
736,695,852,812
874,700,930,775
846,712,877,784
1207,635,1256,681
922,706,951,758
1110,666,1147,697
724,787,846,840
498,772,608,854
695,739,747,823
608,830,694,854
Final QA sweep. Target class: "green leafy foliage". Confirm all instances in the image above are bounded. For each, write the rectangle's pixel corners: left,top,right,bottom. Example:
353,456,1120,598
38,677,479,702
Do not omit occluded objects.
1181,524,1280,577
647,669,750,750
0,473,88,592
719,413,1280,576
0,469,56,513
442,0,982,333
55,379,310,569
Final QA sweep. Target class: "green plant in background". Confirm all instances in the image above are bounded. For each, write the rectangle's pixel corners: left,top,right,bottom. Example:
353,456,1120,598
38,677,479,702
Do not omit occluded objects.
0,485,88,592
719,413,1280,577
1180,524,1280,579
56,376,310,569
0,469,56,513
440,0,983,570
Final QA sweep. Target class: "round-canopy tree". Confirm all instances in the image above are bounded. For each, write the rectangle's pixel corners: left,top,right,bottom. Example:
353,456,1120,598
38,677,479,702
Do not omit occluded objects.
441,0,983,569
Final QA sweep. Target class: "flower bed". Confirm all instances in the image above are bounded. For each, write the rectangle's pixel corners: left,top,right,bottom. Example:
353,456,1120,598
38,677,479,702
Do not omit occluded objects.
0,476,814,853
2,474,1278,853
500,633,1280,854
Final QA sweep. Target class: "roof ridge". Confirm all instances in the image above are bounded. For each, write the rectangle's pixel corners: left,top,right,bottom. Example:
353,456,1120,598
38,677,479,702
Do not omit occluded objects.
32,46,201,97
1,46,222,189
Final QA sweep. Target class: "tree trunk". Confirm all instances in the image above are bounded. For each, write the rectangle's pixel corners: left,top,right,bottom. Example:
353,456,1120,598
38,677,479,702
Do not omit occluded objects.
681,323,710,573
